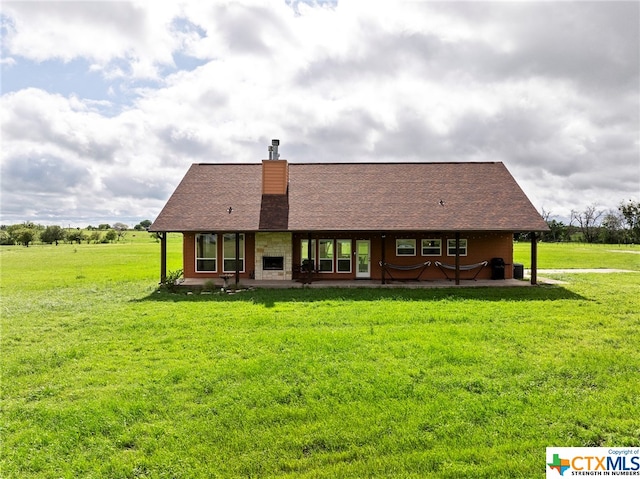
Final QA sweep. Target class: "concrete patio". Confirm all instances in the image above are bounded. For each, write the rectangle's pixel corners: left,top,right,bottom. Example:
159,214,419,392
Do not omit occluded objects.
179,268,637,289
180,277,538,289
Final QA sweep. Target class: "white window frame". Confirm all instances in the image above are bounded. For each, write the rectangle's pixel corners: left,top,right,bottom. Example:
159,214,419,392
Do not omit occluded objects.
396,239,416,256
301,239,316,270
421,239,442,256
336,239,352,273
195,233,217,272
318,239,334,272
222,233,245,272
447,238,468,257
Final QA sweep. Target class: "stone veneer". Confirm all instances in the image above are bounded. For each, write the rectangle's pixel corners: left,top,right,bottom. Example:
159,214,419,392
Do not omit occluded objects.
254,232,292,280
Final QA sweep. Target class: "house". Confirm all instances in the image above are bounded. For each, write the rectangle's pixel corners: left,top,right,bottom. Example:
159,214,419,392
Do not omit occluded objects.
150,140,549,285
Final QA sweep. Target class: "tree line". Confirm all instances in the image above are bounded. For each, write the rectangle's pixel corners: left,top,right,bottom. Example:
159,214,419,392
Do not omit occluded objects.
0,220,153,247
534,200,640,244
2,200,639,247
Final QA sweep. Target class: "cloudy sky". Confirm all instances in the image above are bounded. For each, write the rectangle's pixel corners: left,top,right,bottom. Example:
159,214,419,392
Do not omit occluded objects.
1,0,638,227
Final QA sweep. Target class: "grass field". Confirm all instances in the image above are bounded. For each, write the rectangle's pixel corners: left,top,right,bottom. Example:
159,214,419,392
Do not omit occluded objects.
1,238,639,478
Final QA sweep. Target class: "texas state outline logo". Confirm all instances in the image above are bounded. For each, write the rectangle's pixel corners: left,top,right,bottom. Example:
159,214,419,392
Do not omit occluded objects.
547,453,571,476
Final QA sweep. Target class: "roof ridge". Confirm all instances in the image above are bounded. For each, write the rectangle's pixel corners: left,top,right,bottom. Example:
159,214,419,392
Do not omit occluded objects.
193,161,503,166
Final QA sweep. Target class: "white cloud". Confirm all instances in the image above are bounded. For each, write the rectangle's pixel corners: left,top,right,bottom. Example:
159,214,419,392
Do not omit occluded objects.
2,1,182,78
1,0,638,225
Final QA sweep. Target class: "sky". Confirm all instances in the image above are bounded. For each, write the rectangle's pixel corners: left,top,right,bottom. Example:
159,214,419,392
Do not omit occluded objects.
1,0,639,228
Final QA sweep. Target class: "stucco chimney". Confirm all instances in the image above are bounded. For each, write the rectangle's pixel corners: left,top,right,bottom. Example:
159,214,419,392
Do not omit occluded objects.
262,140,288,195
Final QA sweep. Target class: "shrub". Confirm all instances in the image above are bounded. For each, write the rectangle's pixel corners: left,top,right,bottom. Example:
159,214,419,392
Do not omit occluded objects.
160,269,184,293
202,279,217,292
89,231,102,244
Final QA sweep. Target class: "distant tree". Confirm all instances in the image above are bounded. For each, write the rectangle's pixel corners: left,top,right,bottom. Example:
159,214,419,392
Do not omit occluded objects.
5,224,19,244
5,224,21,239
134,219,152,231
545,219,568,242
89,231,102,244
619,200,640,243
6,223,40,246
600,210,624,244
41,225,65,245
98,223,111,230
67,229,86,244
20,221,41,230
539,208,567,242
0,230,14,245
14,228,36,247
571,205,604,243
112,223,128,241
105,230,118,242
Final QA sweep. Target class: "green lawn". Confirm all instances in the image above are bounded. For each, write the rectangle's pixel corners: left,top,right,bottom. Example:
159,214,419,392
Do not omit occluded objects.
514,241,640,270
1,239,639,478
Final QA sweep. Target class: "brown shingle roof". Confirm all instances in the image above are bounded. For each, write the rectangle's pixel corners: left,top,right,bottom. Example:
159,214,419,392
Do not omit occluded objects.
150,162,548,232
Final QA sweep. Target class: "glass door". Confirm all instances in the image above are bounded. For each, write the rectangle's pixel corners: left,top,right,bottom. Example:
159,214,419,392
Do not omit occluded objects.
356,240,370,278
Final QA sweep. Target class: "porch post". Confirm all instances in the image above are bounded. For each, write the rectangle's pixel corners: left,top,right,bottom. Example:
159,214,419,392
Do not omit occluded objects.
531,232,538,285
307,232,313,283
455,232,460,285
160,232,167,284
235,232,240,286
381,234,386,285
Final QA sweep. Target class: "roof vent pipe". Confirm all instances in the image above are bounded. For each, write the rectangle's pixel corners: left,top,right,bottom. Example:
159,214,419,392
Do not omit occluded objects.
269,139,280,160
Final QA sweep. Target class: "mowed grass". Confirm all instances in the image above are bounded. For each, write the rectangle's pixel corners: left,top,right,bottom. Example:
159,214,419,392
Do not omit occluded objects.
513,241,640,270
1,238,639,478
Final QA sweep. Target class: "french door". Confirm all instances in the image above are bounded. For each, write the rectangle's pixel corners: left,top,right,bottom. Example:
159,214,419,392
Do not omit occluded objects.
355,240,370,278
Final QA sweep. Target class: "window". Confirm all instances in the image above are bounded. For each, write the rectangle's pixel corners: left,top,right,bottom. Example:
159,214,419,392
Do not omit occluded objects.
422,239,441,256
318,239,334,272
223,233,245,272
196,233,217,272
336,239,352,272
447,238,468,257
301,239,316,270
396,239,416,256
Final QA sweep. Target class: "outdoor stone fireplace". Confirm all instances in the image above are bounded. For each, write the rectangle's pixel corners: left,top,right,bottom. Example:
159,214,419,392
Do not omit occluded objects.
263,256,284,271
254,232,292,280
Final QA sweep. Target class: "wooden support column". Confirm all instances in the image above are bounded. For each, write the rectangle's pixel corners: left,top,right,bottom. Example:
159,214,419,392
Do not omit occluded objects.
160,232,167,284
455,232,460,285
381,234,386,285
235,232,240,286
307,232,313,283
531,232,538,285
